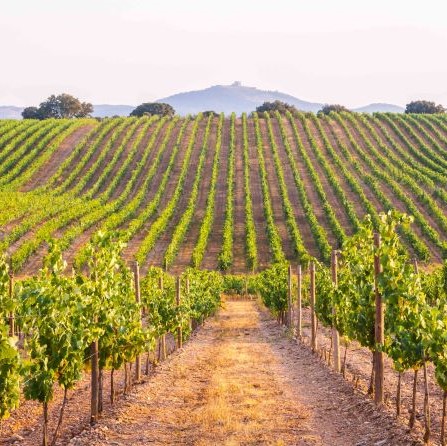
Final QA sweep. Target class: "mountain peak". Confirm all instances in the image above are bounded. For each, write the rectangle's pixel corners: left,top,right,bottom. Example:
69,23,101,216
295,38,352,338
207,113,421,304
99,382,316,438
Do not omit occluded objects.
156,83,323,115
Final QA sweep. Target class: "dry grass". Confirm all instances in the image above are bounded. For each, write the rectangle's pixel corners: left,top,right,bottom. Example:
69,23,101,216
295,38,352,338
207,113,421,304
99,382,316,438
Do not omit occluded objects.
191,302,311,445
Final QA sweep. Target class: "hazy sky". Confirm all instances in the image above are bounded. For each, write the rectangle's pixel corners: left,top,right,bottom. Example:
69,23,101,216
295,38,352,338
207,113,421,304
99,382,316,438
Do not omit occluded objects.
2,0,447,107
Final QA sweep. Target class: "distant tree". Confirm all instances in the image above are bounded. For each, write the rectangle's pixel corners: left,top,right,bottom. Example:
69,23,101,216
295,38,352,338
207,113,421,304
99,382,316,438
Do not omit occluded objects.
255,100,298,114
203,110,219,117
21,107,41,119
22,93,93,119
405,100,445,114
130,102,175,117
318,104,350,115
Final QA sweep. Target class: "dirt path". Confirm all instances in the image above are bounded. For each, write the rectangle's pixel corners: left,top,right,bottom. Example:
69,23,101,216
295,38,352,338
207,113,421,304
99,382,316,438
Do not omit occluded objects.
70,300,417,446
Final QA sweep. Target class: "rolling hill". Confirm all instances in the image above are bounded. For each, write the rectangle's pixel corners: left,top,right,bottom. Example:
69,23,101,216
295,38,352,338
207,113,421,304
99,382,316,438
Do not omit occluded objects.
156,82,324,115
0,106,23,119
353,103,405,113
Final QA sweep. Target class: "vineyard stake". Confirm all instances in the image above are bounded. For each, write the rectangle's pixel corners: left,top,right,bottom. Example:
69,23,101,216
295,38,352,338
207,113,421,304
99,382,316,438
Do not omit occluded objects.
409,369,418,428
186,277,192,332
159,276,167,360
43,402,49,446
310,261,317,352
442,390,447,445
176,276,182,348
90,337,99,424
98,369,103,413
414,259,431,443
134,261,142,383
331,250,340,372
297,264,302,338
287,264,292,328
374,232,384,405
8,258,14,337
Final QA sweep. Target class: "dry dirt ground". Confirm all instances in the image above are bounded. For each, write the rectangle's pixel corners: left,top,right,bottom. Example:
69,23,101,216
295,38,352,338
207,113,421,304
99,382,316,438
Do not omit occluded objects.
65,300,417,446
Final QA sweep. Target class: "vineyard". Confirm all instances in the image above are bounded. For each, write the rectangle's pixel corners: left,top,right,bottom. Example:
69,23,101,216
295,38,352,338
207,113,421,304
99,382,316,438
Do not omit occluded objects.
1,112,447,275
3,111,447,445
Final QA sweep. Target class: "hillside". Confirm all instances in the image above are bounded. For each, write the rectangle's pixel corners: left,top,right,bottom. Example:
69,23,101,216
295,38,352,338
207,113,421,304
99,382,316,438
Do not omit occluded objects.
91,104,135,118
353,103,405,113
157,83,405,115
1,111,447,276
0,106,23,119
157,82,324,115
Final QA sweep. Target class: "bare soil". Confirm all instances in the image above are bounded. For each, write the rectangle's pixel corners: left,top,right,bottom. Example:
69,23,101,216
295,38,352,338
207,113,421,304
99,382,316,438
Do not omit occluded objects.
272,117,320,259
367,114,447,215
61,120,183,271
230,118,248,274
258,117,296,261
199,117,230,271
140,118,209,274
120,119,171,203
171,117,220,273
78,121,134,197
246,119,272,269
94,120,149,198
305,118,355,236
299,304,447,446
289,117,338,248
319,117,385,218
120,120,191,263
345,116,442,260
21,123,96,192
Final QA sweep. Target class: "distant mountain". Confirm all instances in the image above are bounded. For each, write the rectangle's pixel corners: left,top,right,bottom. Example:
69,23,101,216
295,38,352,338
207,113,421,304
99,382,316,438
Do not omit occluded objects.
0,85,406,119
0,104,135,119
353,103,404,113
0,106,23,119
157,82,324,115
92,104,134,118
157,83,407,115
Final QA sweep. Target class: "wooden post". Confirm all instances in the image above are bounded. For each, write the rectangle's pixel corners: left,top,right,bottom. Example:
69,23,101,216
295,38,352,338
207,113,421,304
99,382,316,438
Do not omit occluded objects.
413,258,419,275
287,264,293,328
374,232,384,405
158,276,167,360
8,259,14,337
331,250,340,372
176,276,182,349
297,264,302,338
90,339,99,424
186,277,192,332
310,261,317,352
413,259,431,442
134,261,142,383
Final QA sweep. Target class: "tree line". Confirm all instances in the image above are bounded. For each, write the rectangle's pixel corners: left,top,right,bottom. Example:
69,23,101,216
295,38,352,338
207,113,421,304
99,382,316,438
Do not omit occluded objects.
21,93,446,120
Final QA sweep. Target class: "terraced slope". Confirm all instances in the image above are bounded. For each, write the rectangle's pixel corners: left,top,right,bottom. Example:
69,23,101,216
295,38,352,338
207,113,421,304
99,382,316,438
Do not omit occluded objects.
2,112,447,275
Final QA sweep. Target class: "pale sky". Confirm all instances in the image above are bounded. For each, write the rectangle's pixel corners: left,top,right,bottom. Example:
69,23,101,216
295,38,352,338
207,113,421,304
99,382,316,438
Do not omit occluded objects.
2,0,447,108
